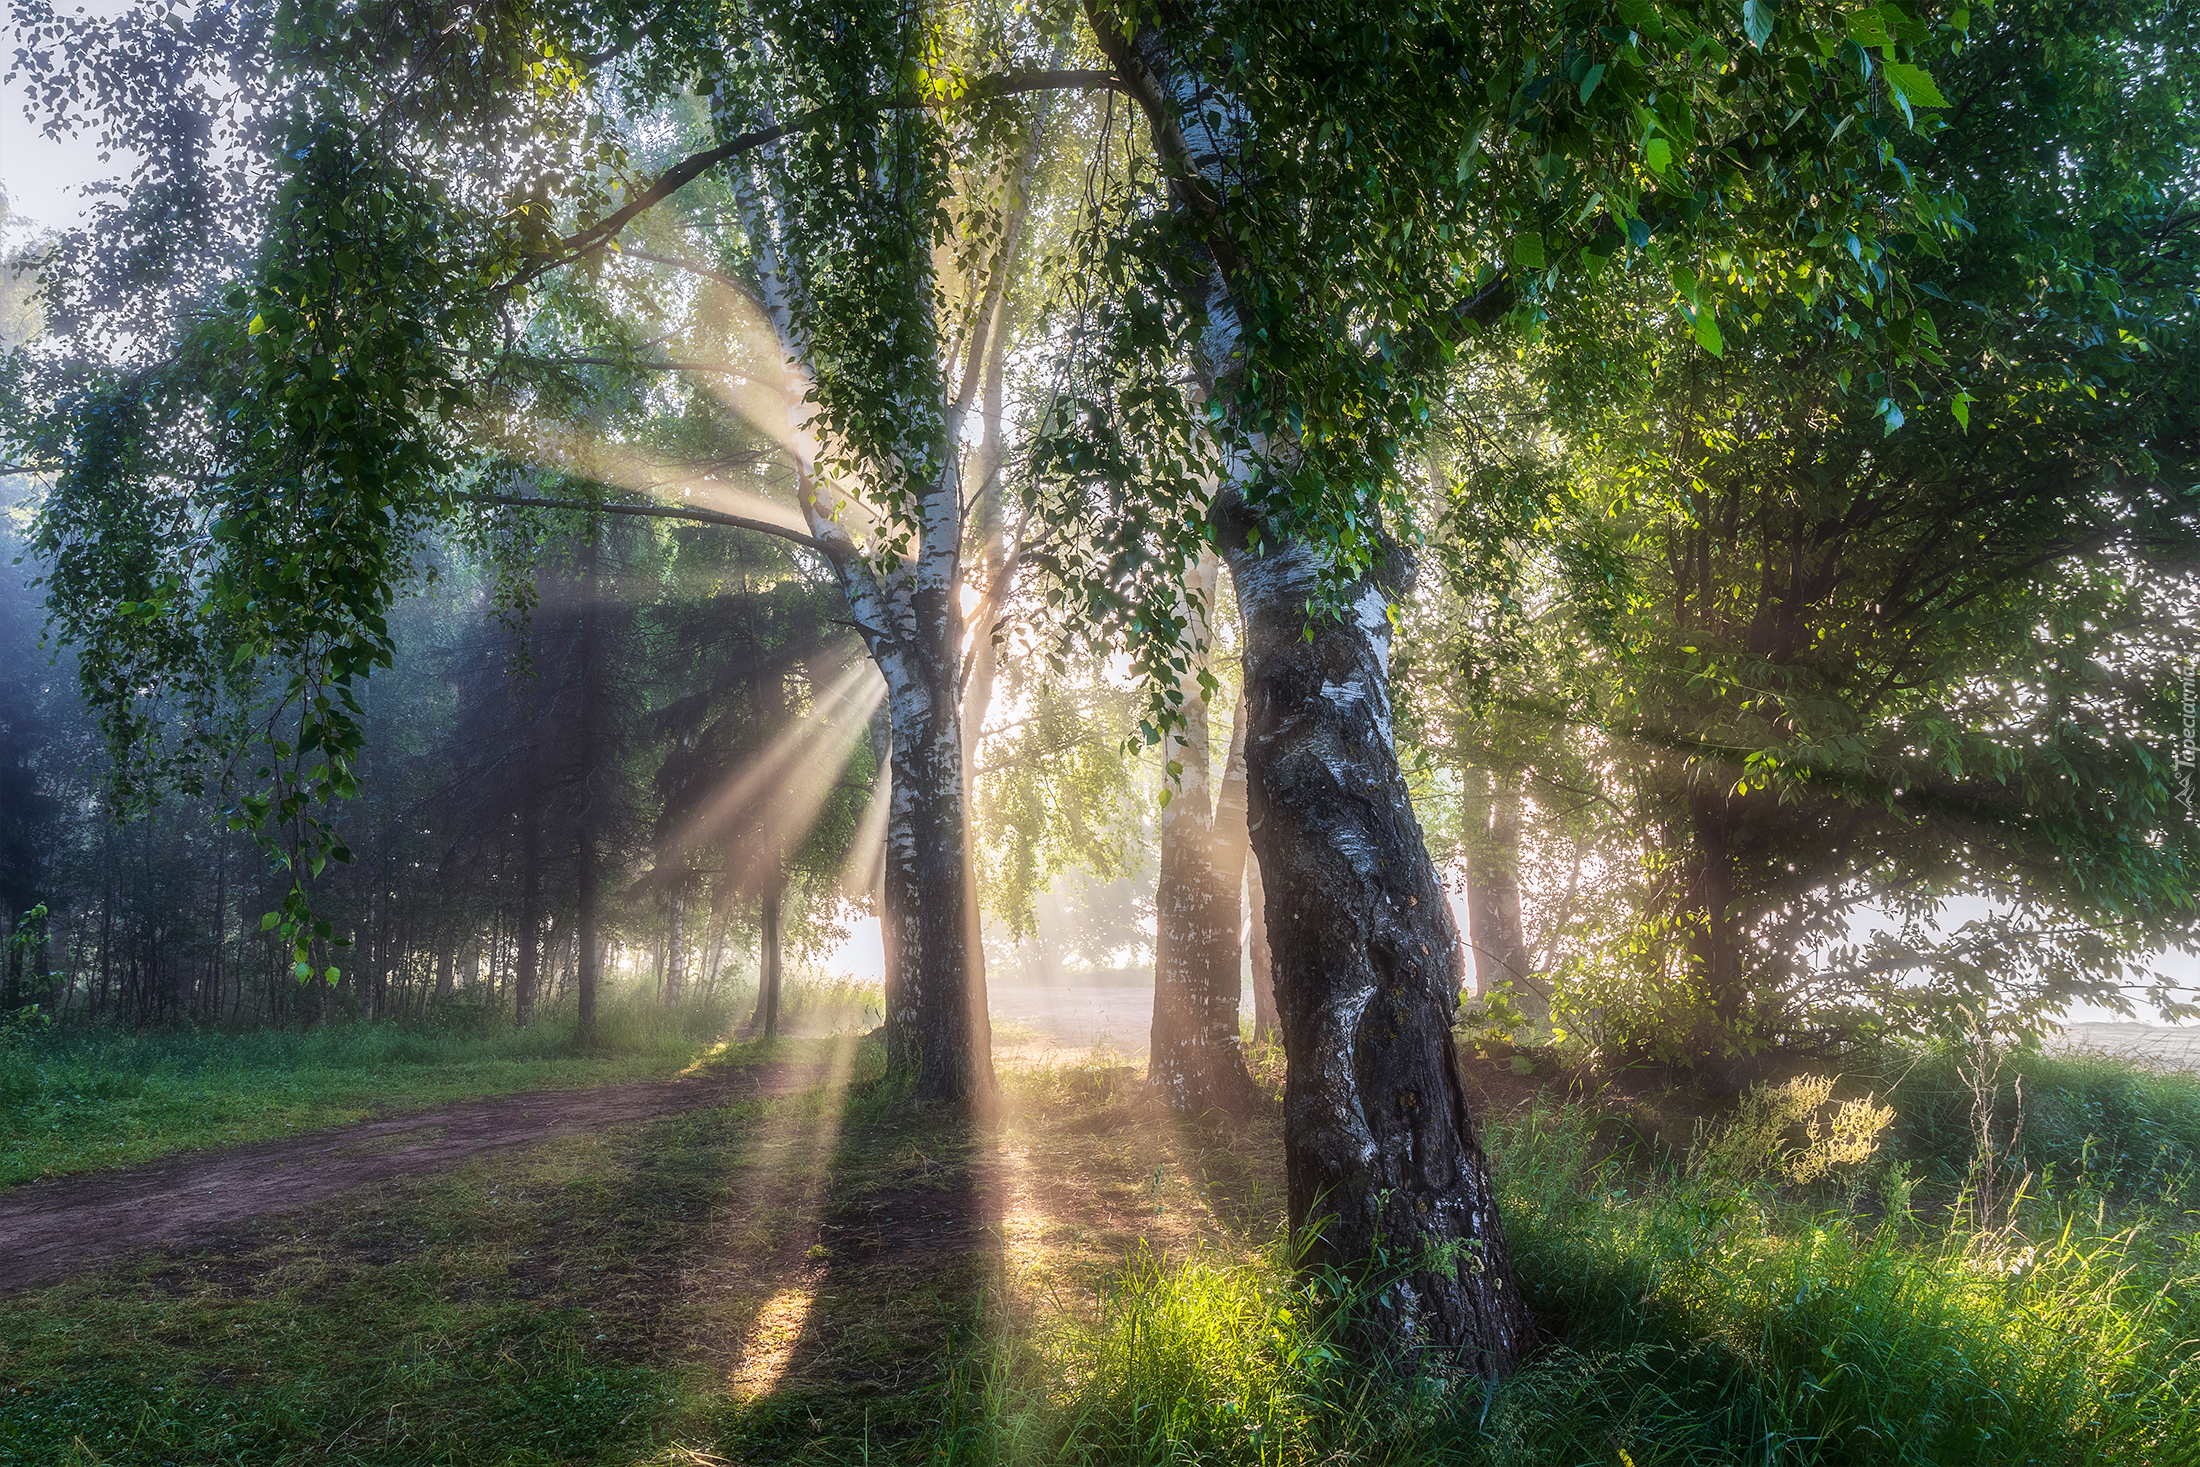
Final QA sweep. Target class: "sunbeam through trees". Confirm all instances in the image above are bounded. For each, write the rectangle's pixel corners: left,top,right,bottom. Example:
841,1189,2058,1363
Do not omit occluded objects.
1,0,2198,1461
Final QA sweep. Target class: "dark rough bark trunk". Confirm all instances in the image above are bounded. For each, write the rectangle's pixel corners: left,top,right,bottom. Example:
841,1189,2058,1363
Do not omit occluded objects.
575,519,604,1045
515,817,541,1028
879,645,992,1103
1220,508,1534,1374
755,865,785,1040
1087,3,1530,1371
1150,599,1257,1115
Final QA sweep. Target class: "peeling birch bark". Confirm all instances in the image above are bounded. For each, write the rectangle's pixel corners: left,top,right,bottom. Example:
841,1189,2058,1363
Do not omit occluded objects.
1092,6,1534,1371
725,107,997,1104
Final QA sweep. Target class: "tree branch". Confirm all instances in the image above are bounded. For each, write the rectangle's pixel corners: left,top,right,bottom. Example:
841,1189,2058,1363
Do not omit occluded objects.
462,492,821,551
614,247,773,318
524,69,1123,284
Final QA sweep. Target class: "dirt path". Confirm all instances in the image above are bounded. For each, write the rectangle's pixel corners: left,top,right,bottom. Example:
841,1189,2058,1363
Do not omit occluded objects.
0,1060,823,1294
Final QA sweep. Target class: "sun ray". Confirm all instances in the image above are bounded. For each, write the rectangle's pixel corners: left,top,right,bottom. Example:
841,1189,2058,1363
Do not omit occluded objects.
711,1028,866,1399
837,775,891,902
664,660,886,886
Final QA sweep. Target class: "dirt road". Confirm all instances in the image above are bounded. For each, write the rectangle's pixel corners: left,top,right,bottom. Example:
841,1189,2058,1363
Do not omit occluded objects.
0,1061,820,1294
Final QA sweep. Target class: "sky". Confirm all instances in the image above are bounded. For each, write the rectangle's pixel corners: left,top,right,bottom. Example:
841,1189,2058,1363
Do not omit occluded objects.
1,81,131,235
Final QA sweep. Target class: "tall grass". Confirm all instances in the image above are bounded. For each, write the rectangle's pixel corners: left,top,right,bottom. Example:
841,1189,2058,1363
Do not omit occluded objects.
939,1057,2200,1467
1489,1106,2200,1465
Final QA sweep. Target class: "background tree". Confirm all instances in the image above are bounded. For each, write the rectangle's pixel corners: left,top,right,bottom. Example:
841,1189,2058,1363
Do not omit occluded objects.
1441,0,2200,1075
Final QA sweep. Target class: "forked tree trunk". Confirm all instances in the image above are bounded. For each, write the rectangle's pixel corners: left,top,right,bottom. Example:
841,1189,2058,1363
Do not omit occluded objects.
740,155,995,1107
1149,564,1257,1115
1092,7,1533,1372
1221,505,1534,1373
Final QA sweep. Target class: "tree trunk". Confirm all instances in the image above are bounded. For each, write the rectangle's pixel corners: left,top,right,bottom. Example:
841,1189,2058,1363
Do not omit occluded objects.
738,140,996,1108
878,644,992,1102
575,518,605,1045
1209,689,1252,1019
1465,766,1537,1019
755,867,785,1040
1221,507,1534,1373
1246,849,1278,1043
664,884,687,1006
1688,783,1747,1089
1150,562,1256,1116
1089,6,1531,1370
515,818,541,1028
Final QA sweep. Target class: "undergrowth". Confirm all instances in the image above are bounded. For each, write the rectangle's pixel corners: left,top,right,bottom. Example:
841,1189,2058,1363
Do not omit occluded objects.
933,1055,2200,1467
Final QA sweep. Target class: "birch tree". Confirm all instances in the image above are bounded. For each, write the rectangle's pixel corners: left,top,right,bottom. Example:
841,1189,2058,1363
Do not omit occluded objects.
1043,0,1971,1371
4,0,1102,1101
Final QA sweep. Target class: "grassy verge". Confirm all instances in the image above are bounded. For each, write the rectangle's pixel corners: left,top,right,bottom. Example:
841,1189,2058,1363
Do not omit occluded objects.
0,1039,2193,1465
0,979,881,1187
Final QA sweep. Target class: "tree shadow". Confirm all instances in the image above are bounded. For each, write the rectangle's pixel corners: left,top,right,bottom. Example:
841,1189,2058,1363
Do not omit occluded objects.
714,1064,1009,1460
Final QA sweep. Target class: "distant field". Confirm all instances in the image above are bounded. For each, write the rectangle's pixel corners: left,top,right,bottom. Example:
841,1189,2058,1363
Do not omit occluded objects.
2056,1022,2200,1067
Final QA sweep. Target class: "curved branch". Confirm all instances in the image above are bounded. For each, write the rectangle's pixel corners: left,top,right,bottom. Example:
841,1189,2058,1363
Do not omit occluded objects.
614,247,773,317
524,69,1124,285
463,492,821,551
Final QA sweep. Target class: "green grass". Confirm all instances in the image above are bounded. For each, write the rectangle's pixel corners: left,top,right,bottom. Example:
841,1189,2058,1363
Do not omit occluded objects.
0,1037,2194,1465
936,1048,2200,1467
0,978,881,1187
1867,1042,2200,1205
0,1092,751,1465
0,1032,981,1466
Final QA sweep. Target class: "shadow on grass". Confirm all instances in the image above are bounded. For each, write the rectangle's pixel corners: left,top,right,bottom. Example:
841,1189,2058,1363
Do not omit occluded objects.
0,1039,854,1466
703,1054,1009,1464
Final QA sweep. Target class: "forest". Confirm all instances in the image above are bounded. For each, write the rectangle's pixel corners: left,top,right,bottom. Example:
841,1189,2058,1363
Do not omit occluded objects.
0,0,2197,1463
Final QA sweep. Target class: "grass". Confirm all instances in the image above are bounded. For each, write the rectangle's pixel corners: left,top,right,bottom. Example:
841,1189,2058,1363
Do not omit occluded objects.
0,977,881,1186
0,1032,2194,1465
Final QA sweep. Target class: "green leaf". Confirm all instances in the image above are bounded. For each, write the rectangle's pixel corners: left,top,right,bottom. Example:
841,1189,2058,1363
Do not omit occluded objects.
1578,62,1607,103
1510,233,1547,269
1644,137,1672,176
1692,307,1725,356
1844,10,1892,47
1950,389,1972,431
1742,0,1778,49
1455,121,1489,181
1882,61,1949,107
